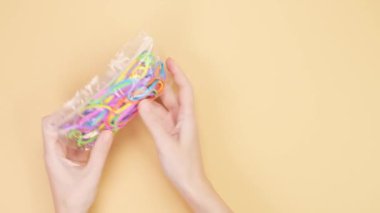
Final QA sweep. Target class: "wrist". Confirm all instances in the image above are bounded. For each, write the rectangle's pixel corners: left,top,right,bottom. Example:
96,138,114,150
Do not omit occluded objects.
55,200,89,213
56,205,88,213
180,173,210,197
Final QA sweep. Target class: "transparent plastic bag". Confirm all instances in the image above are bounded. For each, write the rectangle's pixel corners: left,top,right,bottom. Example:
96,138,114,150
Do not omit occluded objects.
56,33,166,164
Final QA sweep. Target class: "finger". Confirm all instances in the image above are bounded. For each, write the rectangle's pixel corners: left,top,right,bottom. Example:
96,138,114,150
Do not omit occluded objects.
166,58,194,116
139,99,173,146
42,113,61,157
160,85,179,120
87,130,114,173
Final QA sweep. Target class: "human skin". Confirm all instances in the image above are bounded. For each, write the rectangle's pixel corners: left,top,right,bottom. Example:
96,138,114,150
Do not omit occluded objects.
42,58,231,213
138,58,231,213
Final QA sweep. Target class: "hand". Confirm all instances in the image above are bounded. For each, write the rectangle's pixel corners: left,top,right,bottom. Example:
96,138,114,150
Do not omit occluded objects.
42,115,113,213
138,58,231,213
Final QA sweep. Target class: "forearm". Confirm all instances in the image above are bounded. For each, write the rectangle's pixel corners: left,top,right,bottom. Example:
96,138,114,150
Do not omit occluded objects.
54,198,89,213
178,176,231,213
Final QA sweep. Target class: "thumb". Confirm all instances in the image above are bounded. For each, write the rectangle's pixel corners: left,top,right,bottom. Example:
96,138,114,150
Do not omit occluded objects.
87,130,114,172
139,99,171,142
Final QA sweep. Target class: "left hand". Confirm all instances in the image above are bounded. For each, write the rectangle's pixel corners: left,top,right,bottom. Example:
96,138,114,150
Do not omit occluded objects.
42,114,114,213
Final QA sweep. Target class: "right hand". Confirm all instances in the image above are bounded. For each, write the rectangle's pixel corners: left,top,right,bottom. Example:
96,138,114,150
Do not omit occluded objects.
138,58,231,213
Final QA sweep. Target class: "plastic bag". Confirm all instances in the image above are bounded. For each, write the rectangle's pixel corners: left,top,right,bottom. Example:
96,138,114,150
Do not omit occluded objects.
56,33,166,164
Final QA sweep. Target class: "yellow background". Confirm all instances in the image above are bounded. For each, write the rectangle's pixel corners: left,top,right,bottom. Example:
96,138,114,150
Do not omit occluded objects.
1,0,379,212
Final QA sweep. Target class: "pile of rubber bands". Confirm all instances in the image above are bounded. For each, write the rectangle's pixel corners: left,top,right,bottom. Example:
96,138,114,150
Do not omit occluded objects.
61,50,166,148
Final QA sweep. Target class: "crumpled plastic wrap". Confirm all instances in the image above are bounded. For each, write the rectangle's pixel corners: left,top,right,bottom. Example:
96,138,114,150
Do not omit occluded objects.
56,33,166,163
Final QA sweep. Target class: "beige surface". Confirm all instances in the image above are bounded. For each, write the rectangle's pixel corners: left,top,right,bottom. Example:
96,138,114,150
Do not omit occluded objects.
1,0,379,212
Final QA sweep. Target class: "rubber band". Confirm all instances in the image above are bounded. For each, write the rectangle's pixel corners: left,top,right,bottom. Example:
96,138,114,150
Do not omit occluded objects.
60,50,166,148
